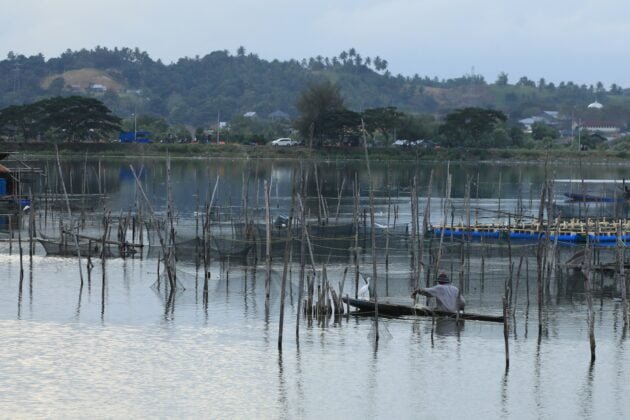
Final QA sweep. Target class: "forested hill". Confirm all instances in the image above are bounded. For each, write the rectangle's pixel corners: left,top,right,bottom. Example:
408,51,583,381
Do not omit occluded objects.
2,46,630,127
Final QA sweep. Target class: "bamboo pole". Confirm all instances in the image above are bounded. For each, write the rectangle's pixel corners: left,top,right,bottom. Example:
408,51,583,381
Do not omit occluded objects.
410,176,419,289
361,120,378,343
264,179,272,305
335,176,345,223
129,164,175,286
583,235,596,362
165,155,177,288
535,183,547,336
421,171,433,290
385,186,391,295
617,223,629,329
296,166,307,338
353,173,360,299
55,145,84,286
434,167,452,282
278,172,296,350
503,295,510,369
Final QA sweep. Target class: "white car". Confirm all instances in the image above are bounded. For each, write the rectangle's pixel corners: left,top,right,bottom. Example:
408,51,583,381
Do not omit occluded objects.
271,138,297,146
392,139,409,147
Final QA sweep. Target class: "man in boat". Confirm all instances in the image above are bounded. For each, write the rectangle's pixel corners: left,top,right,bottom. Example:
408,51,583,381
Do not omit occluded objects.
410,272,465,313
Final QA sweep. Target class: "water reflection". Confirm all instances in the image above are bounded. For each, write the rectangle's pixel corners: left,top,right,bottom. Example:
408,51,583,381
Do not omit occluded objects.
276,352,288,417
579,362,595,418
1,158,630,417
500,369,509,419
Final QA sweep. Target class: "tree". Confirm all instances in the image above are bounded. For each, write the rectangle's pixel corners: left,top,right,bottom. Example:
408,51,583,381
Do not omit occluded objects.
0,104,42,140
438,107,507,147
397,114,438,142
41,96,122,141
0,96,121,141
48,77,66,95
531,122,559,140
362,107,404,143
516,77,535,88
495,72,509,86
122,114,170,141
319,108,362,145
295,81,345,147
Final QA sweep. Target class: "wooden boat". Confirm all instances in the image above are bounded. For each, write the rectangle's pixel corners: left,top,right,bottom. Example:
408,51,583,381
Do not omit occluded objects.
564,192,623,203
38,232,139,258
255,220,354,239
342,297,504,323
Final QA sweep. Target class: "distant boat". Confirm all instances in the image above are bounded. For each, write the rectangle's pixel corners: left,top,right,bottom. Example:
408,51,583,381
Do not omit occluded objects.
38,232,139,258
563,192,624,203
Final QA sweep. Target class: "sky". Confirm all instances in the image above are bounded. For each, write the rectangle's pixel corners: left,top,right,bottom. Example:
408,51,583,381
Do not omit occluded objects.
3,0,630,87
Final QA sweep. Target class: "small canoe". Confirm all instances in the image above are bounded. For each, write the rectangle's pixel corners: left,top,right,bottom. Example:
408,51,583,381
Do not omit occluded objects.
564,192,623,203
342,297,504,323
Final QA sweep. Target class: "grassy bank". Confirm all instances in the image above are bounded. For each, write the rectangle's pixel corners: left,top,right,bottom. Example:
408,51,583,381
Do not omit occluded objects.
2,141,630,163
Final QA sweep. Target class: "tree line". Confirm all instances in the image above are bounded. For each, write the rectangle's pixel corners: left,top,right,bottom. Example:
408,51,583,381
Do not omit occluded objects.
295,81,522,148
2,46,630,130
0,90,522,149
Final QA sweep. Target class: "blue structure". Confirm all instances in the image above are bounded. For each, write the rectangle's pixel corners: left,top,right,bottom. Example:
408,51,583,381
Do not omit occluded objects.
119,131,152,143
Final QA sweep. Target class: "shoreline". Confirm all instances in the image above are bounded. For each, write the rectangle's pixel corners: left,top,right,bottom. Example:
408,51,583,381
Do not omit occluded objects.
2,142,630,165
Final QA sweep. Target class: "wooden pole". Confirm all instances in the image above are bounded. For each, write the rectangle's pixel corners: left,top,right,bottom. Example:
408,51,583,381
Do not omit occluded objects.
617,223,629,329
535,183,547,336
421,171,433,290
583,236,596,362
353,173,360,299
264,179,272,305
410,176,419,289
503,295,510,369
278,172,296,350
55,145,84,286
361,119,378,342
296,166,307,338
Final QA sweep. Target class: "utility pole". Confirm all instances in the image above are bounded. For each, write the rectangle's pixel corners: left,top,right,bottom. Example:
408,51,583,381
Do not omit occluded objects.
216,111,220,144
133,112,137,142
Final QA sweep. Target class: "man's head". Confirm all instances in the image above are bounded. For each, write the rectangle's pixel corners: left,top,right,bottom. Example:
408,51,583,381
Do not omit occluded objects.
437,272,450,284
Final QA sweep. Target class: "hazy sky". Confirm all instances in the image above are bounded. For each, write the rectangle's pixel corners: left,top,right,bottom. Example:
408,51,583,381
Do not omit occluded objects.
3,0,630,87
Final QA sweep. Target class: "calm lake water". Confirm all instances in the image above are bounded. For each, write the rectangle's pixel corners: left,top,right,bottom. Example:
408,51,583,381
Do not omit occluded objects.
1,157,629,419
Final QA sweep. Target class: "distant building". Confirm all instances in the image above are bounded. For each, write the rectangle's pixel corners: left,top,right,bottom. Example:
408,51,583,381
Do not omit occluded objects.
580,121,621,136
243,111,257,118
518,110,568,133
587,101,603,109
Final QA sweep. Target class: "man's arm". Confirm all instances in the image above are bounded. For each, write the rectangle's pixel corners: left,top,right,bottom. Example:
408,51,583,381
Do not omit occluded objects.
411,288,432,299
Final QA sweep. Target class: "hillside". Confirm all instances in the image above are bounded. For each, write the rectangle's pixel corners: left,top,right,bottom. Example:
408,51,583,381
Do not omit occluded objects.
40,68,124,91
2,47,630,129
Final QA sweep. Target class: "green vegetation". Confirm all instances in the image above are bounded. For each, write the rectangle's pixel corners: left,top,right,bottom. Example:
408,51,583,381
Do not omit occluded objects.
3,46,630,128
4,47,630,153
0,96,121,141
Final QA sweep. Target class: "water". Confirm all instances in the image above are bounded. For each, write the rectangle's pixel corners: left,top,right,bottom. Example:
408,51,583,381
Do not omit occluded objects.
1,157,629,418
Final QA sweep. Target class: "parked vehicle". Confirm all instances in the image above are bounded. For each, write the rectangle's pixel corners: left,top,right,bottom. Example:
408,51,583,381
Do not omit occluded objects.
392,139,410,147
271,138,297,146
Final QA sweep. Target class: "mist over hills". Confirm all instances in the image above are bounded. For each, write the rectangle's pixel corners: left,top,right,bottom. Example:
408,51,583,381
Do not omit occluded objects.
1,46,629,128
